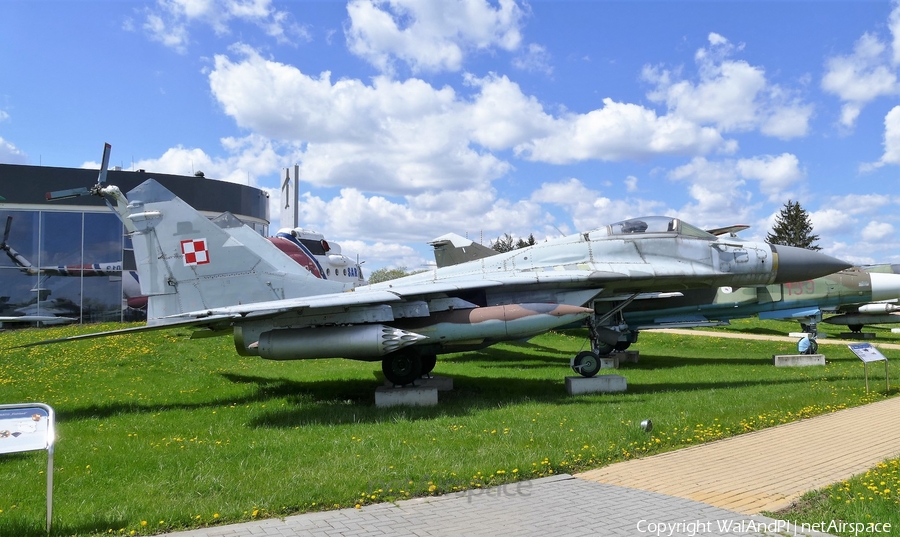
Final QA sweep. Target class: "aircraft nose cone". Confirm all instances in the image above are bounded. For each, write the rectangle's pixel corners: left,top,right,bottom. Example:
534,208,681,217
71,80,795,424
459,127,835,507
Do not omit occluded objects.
772,245,852,283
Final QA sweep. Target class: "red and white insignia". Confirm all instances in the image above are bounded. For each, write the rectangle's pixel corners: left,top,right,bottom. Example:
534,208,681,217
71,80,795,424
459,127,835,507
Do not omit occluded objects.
181,238,210,266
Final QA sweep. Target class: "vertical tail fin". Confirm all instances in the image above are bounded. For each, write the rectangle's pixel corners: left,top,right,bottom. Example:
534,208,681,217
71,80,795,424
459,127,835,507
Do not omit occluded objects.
113,179,347,323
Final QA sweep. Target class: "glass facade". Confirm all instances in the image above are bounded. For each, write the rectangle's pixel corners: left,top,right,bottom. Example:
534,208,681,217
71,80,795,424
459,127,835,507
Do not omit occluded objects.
1,209,129,324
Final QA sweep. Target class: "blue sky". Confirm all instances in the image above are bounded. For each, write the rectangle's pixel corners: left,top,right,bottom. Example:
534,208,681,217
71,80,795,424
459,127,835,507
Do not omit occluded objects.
2,1,899,272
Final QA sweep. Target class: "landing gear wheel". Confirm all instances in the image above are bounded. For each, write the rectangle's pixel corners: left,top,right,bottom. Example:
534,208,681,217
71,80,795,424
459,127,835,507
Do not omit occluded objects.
848,324,864,333
382,354,423,386
420,354,437,376
807,340,818,354
593,341,614,357
614,341,631,352
572,351,602,378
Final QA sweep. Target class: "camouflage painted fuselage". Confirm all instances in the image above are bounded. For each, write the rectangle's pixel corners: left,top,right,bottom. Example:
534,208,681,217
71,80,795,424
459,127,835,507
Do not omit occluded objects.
613,266,900,332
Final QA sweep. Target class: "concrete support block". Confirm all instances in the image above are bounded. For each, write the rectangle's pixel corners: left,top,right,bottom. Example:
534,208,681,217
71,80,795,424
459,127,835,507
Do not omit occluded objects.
839,332,876,339
621,350,639,363
772,354,826,367
419,375,454,391
375,386,438,408
599,357,617,369
565,375,627,395
383,376,453,391
418,376,454,391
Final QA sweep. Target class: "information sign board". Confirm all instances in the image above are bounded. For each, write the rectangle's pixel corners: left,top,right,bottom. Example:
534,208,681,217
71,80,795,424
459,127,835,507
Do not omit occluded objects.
0,404,53,454
848,343,889,393
848,342,887,363
0,403,55,532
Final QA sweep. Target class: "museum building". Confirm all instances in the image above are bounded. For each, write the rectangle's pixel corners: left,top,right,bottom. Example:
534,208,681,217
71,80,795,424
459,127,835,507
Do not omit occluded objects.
0,163,269,324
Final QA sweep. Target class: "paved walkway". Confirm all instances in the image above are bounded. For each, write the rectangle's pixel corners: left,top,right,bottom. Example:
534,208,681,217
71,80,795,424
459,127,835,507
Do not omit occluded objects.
579,396,900,514
161,396,900,537
646,328,900,350
161,475,835,537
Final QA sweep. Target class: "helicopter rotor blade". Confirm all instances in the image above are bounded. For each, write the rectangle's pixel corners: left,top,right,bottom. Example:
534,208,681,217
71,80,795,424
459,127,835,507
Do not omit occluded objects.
2,215,11,246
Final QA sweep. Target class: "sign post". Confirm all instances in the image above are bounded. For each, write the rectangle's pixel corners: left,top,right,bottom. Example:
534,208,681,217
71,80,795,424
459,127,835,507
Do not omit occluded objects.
847,343,890,393
0,403,55,533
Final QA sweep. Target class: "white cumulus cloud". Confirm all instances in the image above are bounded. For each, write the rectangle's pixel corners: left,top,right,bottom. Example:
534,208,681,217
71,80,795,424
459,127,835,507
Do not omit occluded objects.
208,46,747,194
0,136,28,164
861,221,895,241
140,0,301,53
735,153,805,201
209,45,510,194
644,33,813,139
517,98,733,164
821,2,900,128
345,0,526,75
862,105,900,170
667,154,806,227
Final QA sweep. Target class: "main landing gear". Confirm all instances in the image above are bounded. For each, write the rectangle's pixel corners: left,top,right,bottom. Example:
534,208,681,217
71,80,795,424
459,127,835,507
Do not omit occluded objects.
381,352,438,386
571,296,638,378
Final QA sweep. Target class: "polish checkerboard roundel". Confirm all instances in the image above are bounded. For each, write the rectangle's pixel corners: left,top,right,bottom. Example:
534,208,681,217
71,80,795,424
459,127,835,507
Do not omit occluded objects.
180,238,210,266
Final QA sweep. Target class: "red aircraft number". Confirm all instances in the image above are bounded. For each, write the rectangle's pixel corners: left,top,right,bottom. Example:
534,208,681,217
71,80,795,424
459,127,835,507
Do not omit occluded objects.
784,280,815,296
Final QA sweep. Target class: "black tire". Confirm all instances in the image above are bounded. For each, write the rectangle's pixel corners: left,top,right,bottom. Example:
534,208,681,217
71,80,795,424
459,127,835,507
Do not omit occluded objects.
593,341,614,357
382,354,423,386
614,341,631,352
420,354,437,376
808,340,818,354
572,351,602,378
848,324,864,333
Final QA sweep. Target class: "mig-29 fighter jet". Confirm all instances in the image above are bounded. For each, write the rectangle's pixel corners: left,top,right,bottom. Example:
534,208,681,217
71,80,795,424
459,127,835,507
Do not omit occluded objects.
20,144,851,385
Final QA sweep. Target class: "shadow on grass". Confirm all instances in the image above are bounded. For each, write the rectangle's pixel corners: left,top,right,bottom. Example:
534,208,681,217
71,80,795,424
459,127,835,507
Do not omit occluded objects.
233,364,835,428
1,518,129,537
620,354,775,369
724,327,796,336
627,376,813,395
50,344,833,425
228,371,582,428
443,347,573,370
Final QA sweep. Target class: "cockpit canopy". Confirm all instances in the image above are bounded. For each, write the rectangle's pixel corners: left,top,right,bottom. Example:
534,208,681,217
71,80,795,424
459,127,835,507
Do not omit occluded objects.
606,216,716,240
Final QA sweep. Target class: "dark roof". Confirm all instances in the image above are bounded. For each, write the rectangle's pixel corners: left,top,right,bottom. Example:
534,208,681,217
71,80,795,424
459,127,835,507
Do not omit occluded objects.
0,163,269,221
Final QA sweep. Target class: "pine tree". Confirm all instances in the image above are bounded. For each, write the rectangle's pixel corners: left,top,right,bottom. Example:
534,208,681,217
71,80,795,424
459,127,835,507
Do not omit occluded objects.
490,233,517,252
491,233,537,252
515,233,536,249
766,200,821,251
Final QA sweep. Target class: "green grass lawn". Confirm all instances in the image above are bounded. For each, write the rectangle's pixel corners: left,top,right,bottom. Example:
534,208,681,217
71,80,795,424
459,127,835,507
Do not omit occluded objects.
768,456,900,537
0,322,897,536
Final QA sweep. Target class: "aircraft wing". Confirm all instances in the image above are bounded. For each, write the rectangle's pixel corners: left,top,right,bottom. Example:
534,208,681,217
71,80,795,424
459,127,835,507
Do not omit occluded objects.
153,289,404,322
11,268,612,349
156,270,607,322
9,318,226,348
